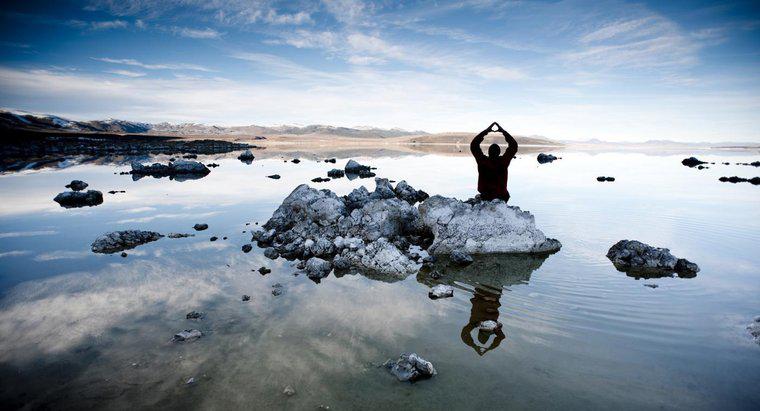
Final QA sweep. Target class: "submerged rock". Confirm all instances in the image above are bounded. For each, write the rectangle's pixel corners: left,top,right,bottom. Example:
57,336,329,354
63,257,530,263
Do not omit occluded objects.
91,230,163,253
186,311,204,319
171,329,203,342
383,353,436,382
682,157,707,167
428,284,454,299
419,196,561,255
271,283,284,296
54,190,104,208
65,180,88,191
283,385,296,397
606,240,700,277
537,153,558,164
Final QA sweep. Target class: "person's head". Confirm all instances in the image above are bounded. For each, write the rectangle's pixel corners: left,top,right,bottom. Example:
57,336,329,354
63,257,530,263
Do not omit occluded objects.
488,143,501,158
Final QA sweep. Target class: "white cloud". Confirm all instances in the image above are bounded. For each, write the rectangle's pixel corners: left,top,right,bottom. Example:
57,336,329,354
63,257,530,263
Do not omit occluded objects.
92,57,213,72
69,19,129,30
172,26,222,39
0,230,58,239
106,69,146,77
0,250,31,258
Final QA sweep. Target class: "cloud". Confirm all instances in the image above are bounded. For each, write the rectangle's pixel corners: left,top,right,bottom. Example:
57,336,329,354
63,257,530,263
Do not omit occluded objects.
34,250,91,261
106,69,146,77
92,57,213,72
0,230,58,239
172,26,222,39
68,19,128,30
0,250,31,258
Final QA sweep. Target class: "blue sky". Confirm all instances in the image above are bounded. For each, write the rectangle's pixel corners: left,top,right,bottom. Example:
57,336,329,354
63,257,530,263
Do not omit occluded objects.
0,0,758,141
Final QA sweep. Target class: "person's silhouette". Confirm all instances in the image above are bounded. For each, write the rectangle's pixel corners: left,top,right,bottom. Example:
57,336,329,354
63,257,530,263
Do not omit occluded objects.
470,122,518,202
460,285,506,356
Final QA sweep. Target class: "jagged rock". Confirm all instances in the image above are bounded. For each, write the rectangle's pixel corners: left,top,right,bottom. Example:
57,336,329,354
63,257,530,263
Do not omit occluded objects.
264,247,280,259
242,244,253,253
344,159,370,174
419,196,561,255
193,223,208,231
91,230,163,253
304,237,336,258
171,329,202,342
428,284,454,299
65,180,88,191
384,353,436,382
450,250,473,266
747,317,760,345
186,311,204,319
682,157,707,167
305,257,332,279
394,180,429,204
478,320,502,332
341,238,419,277
327,169,345,178
537,153,558,164
238,150,255,162
54,190,104,208
606,240,700,276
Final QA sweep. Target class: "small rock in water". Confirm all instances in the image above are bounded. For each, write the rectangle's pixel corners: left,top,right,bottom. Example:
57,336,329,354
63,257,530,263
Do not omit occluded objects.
65,180,88,191
537,153,558,164
450,250,473,266
193,223,208,231
718,176,760,185
207,163,220,168
384,353,436,382
186,377,195,385
327,169,345,178
91,230,163,253
271,283,283,296
643,283,658,288
283,385,296,397
304,257,332,279
120,252,128,258
477,320,502,332
54,190,104,208
311,177,331,183
429,284,454,299
108,190,126,194
171,329,203,342
258,266,271,275
186,311,204,319
597,176,616,182
267,174,281,179
167,233,194,238
210,236,218,242
242,295,251,301
183,154,197,159
606,240,700,277
681,157,707,167
291,158,301,164
324,158,337,163
242,244,253,253
344,159,371,174
238,150,255,162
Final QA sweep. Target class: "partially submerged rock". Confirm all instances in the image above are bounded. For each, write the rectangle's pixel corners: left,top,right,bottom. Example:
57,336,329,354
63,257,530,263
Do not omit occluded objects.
267,174,281,179
419,196,561,255
171,329,202,342
193,223,208,231
384,353,436,382
130,160,210,179
186,311,204,319
238,149,255,162
682,157,707,167
606,240,699,278
271,283,284,296
54,190,104,208
719,176,760,185
65,180,88,191
242,244,253,253
428,284,453,299
344,159,370,174
537,153,558,164
327,169,345,178
167,233,194,238
747,317,760,345
258,266,271,275
596,176,615,182
91,230,163,253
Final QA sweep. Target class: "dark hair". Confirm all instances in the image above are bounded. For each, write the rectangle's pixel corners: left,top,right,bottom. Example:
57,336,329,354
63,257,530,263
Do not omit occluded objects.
488,143,501,158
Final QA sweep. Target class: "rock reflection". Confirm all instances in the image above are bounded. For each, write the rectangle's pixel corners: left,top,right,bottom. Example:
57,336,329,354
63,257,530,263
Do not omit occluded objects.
417,253,554,355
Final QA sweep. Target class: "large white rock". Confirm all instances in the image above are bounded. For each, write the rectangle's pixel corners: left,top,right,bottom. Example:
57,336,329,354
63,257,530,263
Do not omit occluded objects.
419,196,561,255
342,238,419,277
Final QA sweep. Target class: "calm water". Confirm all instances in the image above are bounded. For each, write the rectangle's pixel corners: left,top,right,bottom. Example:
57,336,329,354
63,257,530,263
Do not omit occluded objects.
0,149,759,410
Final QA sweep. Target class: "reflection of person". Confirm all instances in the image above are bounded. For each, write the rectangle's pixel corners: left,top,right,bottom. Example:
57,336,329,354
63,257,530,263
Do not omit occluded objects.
460,285,506,355
470,122,519,202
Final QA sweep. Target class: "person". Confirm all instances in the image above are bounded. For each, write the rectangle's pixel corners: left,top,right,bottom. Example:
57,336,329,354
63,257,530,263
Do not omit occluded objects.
470,122,518,202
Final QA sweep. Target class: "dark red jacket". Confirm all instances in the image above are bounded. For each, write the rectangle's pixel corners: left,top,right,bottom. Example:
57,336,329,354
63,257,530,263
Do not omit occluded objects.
470,133,518,201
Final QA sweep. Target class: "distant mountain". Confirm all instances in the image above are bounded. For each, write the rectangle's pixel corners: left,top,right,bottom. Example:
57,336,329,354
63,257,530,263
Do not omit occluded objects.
0,109,425,139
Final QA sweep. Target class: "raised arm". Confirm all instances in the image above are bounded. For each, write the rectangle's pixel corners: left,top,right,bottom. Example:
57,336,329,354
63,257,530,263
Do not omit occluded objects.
471,123,495,159
496,123,518,158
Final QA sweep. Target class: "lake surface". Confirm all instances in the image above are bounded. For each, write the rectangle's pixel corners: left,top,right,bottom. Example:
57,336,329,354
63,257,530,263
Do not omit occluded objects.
0,149,759,410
